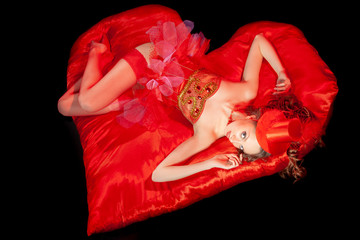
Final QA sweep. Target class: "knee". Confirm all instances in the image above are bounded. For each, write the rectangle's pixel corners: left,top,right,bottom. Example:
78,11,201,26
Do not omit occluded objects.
78,95,96,113
57,98,69,116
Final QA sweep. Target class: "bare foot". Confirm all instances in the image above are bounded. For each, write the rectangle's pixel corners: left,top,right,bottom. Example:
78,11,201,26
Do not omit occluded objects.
90,41,107,54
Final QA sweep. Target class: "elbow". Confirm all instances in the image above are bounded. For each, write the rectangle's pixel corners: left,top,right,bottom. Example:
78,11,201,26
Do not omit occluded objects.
151,170,160,182
151,168,164,182
243,88,257,102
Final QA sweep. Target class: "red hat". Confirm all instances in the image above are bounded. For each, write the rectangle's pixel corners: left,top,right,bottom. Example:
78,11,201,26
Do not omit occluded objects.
256,109,302,155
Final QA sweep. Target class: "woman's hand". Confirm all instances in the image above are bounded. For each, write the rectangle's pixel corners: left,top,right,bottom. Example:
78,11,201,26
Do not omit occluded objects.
208,153,242,170
273,71,291,94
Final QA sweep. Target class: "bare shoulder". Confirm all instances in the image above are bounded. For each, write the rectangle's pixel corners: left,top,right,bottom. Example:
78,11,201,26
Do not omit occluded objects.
192,123,218,147
216,80,256,105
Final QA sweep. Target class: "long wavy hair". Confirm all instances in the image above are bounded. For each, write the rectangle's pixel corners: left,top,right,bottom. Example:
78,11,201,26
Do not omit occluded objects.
241,94,316,183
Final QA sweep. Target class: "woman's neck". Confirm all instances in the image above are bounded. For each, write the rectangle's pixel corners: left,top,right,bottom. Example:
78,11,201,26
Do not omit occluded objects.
228,110,248,124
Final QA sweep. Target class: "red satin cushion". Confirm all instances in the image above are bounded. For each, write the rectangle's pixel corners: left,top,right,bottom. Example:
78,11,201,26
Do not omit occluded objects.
66,5,338,235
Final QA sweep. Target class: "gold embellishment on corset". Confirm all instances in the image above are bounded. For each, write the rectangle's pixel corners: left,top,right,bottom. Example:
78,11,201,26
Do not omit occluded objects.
178,69,220,123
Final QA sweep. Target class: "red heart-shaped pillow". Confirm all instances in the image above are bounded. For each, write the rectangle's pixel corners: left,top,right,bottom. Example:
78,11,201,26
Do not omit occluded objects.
66,5,337,235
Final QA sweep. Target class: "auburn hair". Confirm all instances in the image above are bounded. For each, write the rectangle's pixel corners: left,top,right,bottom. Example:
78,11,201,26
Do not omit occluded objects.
242,94,316,183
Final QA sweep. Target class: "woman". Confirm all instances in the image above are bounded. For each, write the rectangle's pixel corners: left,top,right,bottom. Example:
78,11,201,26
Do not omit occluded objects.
58,21,291,182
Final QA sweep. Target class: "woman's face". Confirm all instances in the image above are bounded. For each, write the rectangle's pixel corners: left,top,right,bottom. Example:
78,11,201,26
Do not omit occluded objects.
224,119,262,155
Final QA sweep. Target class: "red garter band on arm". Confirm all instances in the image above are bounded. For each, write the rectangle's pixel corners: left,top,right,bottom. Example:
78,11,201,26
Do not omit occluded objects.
123,48,148,79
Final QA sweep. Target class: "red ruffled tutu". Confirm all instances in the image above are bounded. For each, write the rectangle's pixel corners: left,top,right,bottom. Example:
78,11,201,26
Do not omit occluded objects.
66,5,338,235
117,18,210,127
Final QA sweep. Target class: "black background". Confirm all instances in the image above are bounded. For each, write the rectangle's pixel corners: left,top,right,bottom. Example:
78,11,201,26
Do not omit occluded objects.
29,0,356,239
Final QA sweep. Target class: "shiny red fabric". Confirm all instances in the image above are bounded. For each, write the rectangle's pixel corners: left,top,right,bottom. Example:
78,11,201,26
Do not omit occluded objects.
66,5,338,235
122,49,148,79
256,110,302,155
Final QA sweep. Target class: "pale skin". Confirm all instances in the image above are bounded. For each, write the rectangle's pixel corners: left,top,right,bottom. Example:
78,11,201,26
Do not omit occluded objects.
58,34,291,182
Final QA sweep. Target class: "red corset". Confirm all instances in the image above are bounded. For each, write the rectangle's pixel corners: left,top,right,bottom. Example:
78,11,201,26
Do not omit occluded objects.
177,69,221,123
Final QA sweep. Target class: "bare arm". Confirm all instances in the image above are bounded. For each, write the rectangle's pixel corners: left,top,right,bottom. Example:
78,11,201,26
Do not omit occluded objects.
230,34,290,102
247,34,286,76
152,132,240,182
246,34,290,94
151,134,212,182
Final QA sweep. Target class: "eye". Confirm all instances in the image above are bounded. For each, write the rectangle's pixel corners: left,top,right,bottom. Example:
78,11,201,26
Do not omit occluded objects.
241,131,247,139
239,145,244,151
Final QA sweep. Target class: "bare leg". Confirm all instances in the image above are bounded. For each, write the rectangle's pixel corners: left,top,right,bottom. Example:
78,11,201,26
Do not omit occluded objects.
76,42,137,112
58,77,120,116
58,42,121,116
80,41,107,94
58,40,138,116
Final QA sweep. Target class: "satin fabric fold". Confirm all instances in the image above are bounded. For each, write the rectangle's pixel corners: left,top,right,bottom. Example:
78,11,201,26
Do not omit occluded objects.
66,5,338,235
